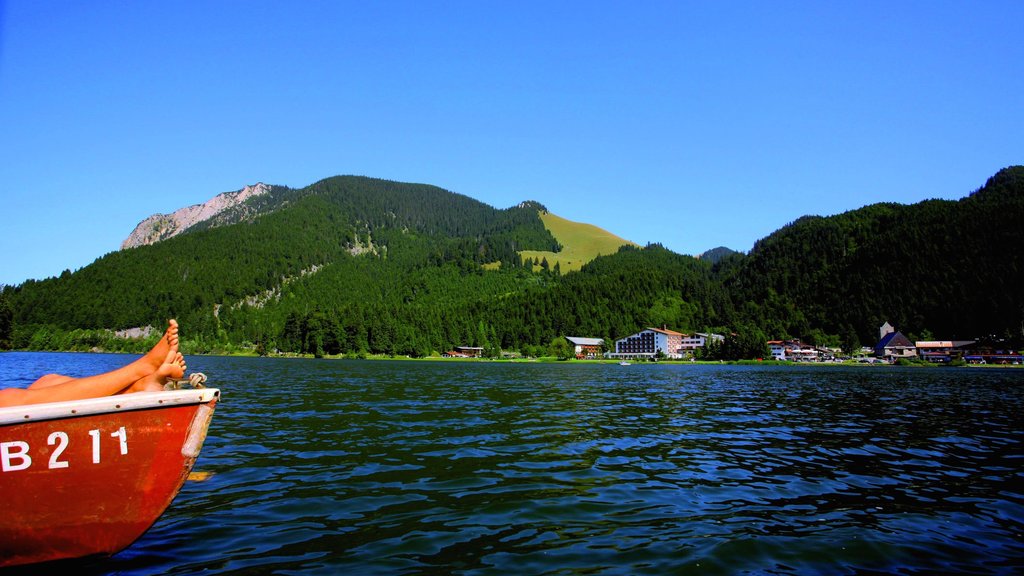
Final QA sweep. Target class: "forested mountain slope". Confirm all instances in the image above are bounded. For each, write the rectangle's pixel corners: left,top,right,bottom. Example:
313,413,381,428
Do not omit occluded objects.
4,177,557,344
2,167,1021,357
718,166,1024,347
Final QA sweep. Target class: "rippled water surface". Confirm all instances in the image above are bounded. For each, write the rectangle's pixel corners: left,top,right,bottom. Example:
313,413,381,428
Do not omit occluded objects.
2,353,1023,574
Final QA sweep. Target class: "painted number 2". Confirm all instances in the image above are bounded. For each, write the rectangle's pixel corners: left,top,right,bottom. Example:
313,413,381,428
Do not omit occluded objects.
47,431,70,469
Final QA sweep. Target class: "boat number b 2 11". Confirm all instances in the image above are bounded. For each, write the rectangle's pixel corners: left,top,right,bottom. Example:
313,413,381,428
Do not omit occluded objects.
1,427,129,472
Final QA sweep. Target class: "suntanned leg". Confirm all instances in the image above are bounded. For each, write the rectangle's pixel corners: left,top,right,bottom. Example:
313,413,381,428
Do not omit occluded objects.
27,374,75,389
0,326,183,407
28,319,178,390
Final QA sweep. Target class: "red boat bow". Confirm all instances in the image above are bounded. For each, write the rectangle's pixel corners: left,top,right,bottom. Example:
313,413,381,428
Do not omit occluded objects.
0,388,220,568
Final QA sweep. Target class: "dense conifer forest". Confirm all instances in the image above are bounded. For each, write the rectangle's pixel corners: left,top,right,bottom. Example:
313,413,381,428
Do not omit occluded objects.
2,167,1022,358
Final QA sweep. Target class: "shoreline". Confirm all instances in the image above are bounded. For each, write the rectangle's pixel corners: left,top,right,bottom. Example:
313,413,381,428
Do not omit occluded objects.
4,349,1019,368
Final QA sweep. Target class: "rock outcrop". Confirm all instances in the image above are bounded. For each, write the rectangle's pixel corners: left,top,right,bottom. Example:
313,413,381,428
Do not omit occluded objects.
121,183,271,249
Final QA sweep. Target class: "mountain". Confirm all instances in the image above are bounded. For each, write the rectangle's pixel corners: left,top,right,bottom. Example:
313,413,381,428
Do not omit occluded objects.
1,176,576,355
122,183,278,248
520,211,638,273
698,246,739,264
718,165,1024,347
2,167,1022,357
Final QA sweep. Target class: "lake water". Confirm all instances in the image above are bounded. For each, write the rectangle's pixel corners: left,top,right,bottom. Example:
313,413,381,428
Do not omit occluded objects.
2,353,1023,574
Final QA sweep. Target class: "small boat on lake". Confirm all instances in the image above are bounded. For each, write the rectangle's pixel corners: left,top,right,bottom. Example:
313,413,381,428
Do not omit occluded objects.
619,361,631,366
0,386,220,568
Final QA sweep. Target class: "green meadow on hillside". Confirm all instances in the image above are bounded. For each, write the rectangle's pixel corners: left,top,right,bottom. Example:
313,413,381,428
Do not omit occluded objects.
519,211,638,273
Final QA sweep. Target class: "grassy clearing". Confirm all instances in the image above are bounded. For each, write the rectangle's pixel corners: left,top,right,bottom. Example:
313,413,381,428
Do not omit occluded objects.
520,211,638,273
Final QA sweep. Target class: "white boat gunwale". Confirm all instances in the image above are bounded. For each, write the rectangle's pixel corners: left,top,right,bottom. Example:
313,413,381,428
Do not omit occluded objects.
0,388,221,426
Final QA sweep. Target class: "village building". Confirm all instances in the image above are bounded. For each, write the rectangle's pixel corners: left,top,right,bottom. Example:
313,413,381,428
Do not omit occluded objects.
915,340,976,363
964,348,1024,365
565,336,604,359
879,321,895,338
453,346,484,358
611,327,686,359
874,323,916,361
680,332,724,354
768,340,791,361
767,339,820,361
918,338,1023,364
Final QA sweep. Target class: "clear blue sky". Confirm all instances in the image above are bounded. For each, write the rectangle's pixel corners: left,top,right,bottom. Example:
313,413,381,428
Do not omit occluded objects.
2,1,1021,286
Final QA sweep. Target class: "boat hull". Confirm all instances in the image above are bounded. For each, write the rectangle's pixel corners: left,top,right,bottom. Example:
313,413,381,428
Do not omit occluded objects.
0,388,219,568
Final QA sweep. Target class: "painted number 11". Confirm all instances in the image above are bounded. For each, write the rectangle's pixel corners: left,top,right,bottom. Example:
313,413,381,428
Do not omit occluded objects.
87,427,129,464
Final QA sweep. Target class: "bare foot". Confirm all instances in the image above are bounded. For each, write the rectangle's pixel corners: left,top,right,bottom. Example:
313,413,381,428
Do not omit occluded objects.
141,319,179,371
172,351,187,374
129,348,186,392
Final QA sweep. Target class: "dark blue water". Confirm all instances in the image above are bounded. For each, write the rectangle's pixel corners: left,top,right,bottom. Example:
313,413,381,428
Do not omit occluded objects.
2,353,1023,574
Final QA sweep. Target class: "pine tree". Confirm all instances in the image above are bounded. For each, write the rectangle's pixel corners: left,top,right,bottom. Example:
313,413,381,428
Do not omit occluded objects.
0,291,13,350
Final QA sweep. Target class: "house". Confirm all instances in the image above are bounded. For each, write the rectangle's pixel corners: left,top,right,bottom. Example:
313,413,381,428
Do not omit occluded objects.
768,340,792,361
454,346,484,358
874,324,916,360
816,346,841,361
612,327,686,359
790,344,820,362
566,336,604,359
767,339,819,361
916,338,1023,364
680,332,724,354
915,340,976,363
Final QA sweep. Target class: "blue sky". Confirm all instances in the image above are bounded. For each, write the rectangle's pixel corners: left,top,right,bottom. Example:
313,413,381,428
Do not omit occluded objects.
1,1,1021,286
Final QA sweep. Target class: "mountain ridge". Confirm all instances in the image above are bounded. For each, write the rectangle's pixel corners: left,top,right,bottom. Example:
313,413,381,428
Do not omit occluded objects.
3,166,1021,357
121,182,274,249
119,177,631,273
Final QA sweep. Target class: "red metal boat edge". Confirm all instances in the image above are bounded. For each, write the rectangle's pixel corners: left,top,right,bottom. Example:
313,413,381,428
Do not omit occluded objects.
0,388,220,568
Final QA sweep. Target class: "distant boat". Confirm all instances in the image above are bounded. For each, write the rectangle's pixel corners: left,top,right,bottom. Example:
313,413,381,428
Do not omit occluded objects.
619,361,631,366
0,386,220,568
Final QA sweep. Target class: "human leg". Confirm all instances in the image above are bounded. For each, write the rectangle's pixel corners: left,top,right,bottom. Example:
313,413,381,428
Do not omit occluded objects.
27,374,75,389
27,319,178,391
1,323,185,407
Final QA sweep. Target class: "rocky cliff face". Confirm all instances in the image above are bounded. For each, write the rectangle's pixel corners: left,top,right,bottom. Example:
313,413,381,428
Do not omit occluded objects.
121,183,271,249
